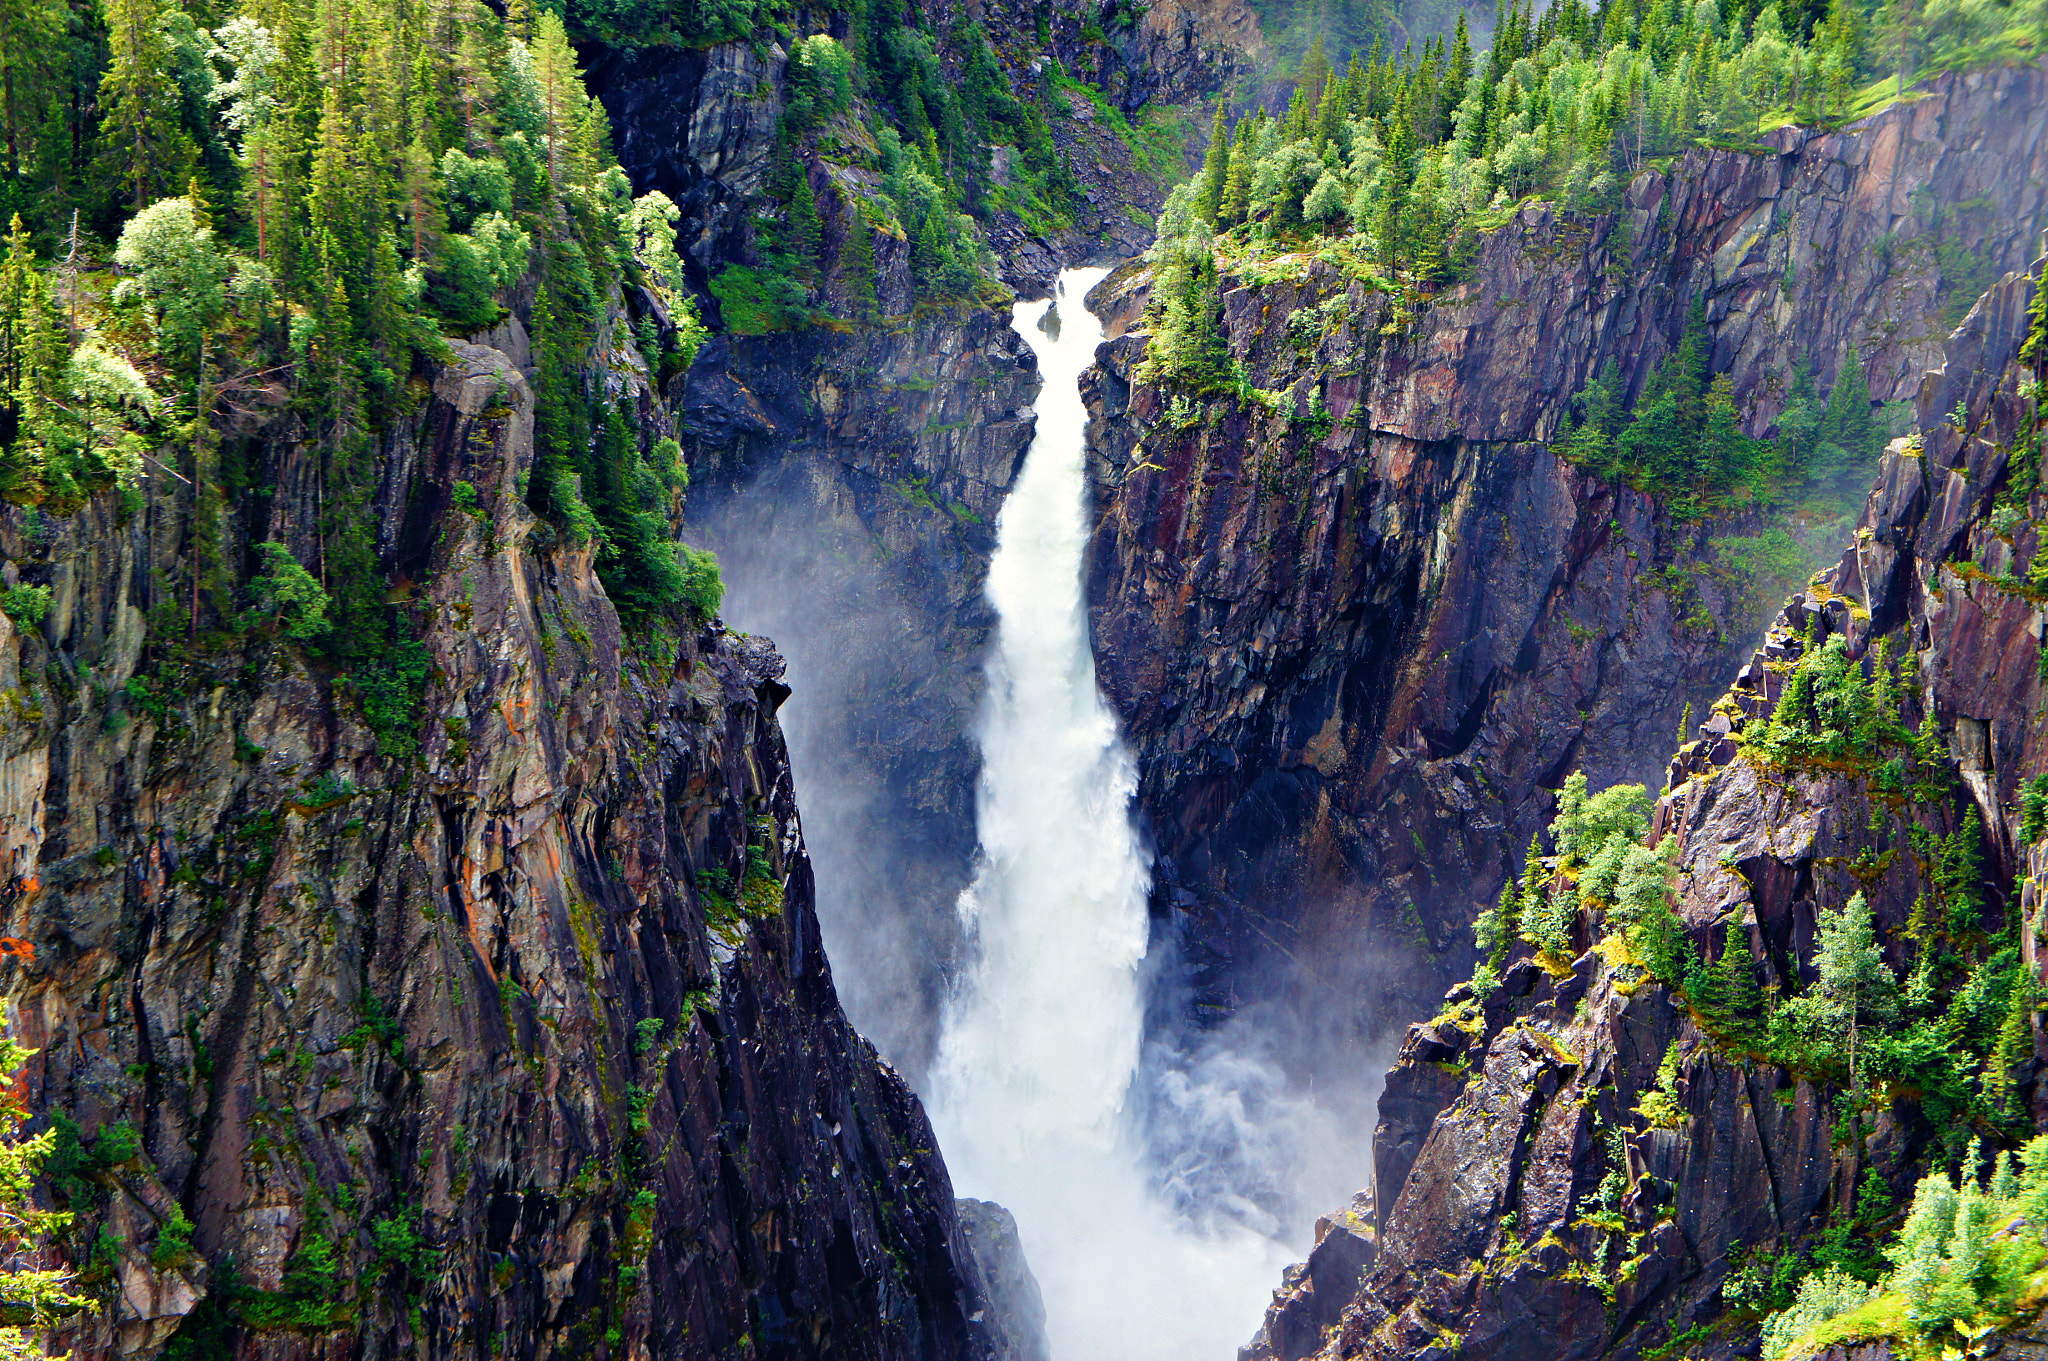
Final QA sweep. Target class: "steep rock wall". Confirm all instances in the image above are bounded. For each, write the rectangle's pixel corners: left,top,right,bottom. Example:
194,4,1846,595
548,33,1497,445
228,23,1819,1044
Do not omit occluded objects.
0,326,1006,1359
1083,64,2048,1057
1240,257,2048,1361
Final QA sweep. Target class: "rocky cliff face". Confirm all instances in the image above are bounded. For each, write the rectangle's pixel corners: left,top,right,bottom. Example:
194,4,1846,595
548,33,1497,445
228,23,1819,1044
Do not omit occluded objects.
1083,65,2048,1067
1238,250,2048,1361
0,317,1014,1358
586,0,1248,1079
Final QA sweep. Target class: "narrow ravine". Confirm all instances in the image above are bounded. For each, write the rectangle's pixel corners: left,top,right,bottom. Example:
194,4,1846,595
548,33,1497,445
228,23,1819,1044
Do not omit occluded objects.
927,268,1293,1360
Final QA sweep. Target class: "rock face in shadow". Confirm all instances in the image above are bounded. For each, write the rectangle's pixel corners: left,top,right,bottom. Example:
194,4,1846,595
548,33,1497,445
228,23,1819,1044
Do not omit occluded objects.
1082,66,2048,1064
1238,258,2048,1361
0,321,1008,1359
952,1199,1050,1361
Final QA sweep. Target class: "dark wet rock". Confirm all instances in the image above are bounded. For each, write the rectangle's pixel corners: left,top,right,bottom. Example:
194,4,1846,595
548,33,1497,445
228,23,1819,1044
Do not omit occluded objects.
953,1199,1049,1361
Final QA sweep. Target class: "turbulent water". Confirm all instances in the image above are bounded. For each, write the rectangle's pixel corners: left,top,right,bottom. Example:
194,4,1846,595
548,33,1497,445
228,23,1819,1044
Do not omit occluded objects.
928,268,1294,1360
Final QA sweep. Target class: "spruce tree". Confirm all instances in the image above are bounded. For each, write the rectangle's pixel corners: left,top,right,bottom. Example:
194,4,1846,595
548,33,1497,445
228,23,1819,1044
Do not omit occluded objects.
94,0,198,211
839,208,880,324
1219,118,1254,226
2023,262,2048,372
1719,917,1765,1039
1194,103,1230,226
0,0,63,186
786,166,822,275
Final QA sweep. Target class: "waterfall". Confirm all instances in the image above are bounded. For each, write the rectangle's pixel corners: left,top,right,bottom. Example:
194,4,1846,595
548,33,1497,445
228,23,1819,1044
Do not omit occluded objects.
929,268,1292,1360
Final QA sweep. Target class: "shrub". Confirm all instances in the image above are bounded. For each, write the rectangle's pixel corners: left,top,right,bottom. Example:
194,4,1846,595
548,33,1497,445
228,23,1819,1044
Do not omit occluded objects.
248,541,330,640
438,149,513,231
1760,1268,1879,1358
1549,773,1652,865
0,585,52,627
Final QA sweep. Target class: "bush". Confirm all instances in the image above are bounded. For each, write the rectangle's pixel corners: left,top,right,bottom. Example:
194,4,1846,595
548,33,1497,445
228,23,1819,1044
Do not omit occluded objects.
0,584,52,627
1761,1268,1879,1358
1549,773,1652,866
677,544,723,621
248,542,330,640
438,149,513,231
708,263,810,335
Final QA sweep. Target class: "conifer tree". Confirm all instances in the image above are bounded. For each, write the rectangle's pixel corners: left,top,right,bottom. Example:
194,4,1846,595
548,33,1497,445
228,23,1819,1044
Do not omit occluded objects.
2024,263,2048,372
95,0,198,211
0,0,64,185
786,166,822,274
1219,118,1254,226
532,13,585,190
1194,103,1230,226
1718,917,1765,1038
839,208,880,324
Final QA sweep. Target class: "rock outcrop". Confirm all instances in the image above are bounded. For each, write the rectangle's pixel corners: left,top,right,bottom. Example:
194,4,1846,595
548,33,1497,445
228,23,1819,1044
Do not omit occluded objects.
0,320,1007,1358
1083,64,2048,1064
1240,252,2048,1361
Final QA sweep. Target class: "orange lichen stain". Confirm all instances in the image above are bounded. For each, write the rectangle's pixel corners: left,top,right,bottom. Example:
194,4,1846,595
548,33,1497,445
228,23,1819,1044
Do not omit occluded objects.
0,938,34,961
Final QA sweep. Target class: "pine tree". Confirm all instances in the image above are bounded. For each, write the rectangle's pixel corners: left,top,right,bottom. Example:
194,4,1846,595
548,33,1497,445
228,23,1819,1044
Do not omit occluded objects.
531,13,585,190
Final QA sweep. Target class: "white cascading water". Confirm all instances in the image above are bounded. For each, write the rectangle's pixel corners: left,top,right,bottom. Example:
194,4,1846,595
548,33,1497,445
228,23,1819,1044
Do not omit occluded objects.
928,268,1294,1359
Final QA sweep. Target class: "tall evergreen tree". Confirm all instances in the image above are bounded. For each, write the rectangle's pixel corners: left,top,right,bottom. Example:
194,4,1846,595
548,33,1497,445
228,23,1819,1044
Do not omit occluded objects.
94,0,197,211
1194,102,1230,225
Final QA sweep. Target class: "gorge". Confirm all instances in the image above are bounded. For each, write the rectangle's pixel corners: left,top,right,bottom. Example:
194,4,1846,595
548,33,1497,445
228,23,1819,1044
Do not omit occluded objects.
1,0,2047,1355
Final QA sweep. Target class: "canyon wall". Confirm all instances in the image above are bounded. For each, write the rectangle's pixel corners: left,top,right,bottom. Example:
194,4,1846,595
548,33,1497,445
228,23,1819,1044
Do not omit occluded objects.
0,323,1014,1358
1084,64,2048,1066
1241,249,2048,1361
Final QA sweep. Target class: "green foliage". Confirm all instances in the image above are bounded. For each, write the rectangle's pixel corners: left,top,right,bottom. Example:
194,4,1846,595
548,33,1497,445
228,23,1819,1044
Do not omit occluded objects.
439,150,513,231
248,542,330,640
1764,1144,2048,1358
1549,772,1653,866
44,1115,140,1206
238,1234,354,1330
1761,1268,1880,1357
1771,891,1896,1086
677,544,723,621
2020,775,2048,844
786,35,855,128
0,1039,93,1357
1137,229,1236,393
152,1206,195,1268
348,638,431,759
0,585,51,627
709,263,813,335
1744,633,1907,769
